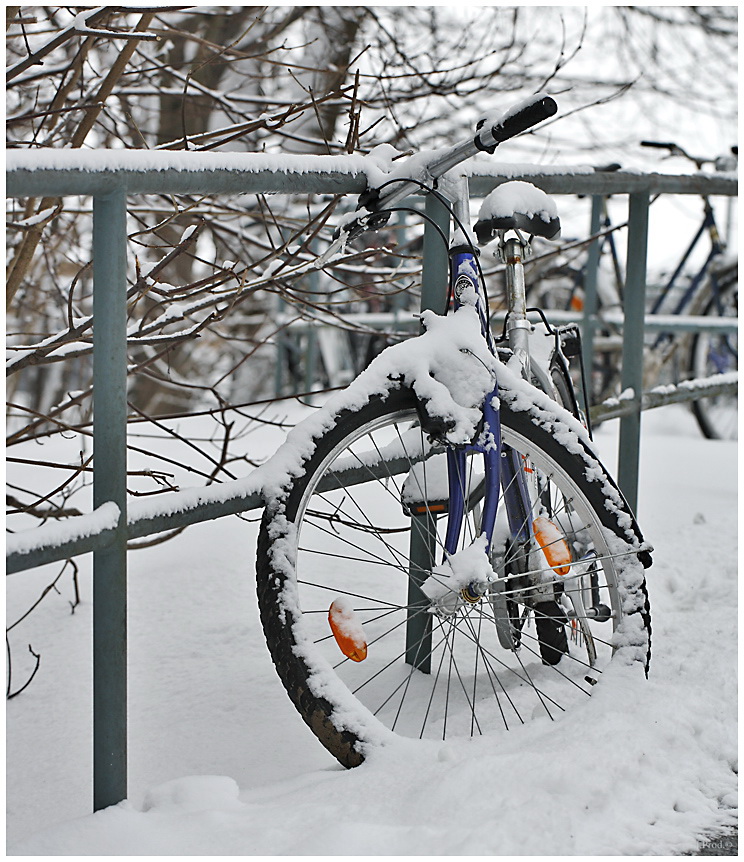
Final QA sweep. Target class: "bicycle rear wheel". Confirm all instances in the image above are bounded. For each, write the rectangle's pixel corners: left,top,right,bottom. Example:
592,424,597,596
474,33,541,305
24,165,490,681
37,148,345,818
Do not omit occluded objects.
689,268,738,440
256,387,651,766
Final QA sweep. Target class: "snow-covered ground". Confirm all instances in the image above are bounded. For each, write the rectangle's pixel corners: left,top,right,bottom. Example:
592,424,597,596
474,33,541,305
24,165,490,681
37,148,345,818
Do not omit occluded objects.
6,402,737,855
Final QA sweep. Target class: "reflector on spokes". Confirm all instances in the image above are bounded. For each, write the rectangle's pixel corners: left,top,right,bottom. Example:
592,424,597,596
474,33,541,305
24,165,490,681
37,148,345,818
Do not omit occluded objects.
328,597,368,662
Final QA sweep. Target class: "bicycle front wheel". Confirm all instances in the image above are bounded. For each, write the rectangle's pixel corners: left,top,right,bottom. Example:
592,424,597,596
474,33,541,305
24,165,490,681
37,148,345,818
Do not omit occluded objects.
256,387,651,767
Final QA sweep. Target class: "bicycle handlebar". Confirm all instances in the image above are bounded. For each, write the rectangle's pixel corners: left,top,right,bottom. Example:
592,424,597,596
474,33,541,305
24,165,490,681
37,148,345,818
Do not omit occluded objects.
476,95,558,152
641,139,737,171
323,94,558,253
376,94,558,208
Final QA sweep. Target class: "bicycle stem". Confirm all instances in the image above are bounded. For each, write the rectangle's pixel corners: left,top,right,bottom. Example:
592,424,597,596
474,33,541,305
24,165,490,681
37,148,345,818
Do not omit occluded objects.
373,139,482,215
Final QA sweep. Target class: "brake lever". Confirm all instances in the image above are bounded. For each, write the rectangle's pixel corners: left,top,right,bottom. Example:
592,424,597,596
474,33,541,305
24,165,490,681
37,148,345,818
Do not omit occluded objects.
313,206,392,269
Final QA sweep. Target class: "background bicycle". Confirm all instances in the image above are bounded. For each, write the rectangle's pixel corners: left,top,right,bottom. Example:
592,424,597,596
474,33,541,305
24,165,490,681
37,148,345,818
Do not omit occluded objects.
518,142,738,439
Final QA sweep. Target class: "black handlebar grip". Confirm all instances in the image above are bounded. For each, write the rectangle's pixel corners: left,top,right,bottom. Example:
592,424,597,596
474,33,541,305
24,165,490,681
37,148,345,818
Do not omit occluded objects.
491,95,558,143
640,140,676,149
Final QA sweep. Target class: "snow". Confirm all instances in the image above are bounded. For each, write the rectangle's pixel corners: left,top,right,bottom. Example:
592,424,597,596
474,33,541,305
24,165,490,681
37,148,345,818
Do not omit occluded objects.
4,147,397,180
6,502,120,557
401,451,449,504
5,401,737,856
478,180,559,223
71,9,102,31
660,371,738,394
421,534,495,606
328,598,367,661
10,206,58,227
125,472,264,526
179,224,198,243
6,146,597,187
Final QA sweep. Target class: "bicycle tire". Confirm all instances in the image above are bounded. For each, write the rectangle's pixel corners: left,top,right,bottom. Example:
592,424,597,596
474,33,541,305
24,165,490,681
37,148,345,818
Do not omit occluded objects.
256,385,651,767
688,266,738,440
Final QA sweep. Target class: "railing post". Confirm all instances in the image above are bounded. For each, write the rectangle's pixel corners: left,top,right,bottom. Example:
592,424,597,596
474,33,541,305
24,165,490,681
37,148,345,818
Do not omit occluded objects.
92,190,128,811
617,192,650,513
303,241,321,393
405,516,435,672
405,193,450,672
274,295,286,398
581,195,603,413
420,193,450,314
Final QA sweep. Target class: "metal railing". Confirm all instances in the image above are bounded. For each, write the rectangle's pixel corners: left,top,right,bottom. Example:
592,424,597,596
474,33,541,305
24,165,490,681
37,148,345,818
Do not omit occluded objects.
5,150,738,811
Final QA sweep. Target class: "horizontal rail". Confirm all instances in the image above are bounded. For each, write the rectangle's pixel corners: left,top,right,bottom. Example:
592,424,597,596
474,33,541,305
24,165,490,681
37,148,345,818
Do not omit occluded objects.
6,446,430,573
277,311,419,333
6,149,738,198
596,311,739,333
276,307,739,335
6,491,265,575
467,170,738,199
7,366,737,574
590,373,738,423
6,526,118,575
6,503,121,575
517,308,740,334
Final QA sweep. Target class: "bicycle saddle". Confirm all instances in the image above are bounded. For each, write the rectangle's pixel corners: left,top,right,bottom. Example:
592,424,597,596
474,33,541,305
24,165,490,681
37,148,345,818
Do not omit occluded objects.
474,180,561,243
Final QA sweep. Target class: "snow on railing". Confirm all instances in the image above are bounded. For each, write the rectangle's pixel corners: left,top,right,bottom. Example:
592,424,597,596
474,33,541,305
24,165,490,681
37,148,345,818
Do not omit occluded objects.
6,147,737,198
6,503,121,573
590,373,738,424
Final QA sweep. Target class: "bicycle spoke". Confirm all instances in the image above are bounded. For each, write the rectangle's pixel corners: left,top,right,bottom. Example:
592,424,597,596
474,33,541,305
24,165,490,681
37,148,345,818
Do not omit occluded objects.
266,404,643,748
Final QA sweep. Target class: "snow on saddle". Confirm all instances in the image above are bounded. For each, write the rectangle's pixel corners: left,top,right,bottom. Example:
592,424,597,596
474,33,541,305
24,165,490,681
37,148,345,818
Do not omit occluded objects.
474,180,561,243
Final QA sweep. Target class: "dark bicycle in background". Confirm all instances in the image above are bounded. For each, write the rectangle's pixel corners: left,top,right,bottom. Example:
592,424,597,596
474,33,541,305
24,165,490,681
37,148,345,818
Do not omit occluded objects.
525,141,738,439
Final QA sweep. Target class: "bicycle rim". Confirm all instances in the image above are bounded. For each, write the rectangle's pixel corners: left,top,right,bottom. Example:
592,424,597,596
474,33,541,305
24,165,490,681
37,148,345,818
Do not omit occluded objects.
690,276,738,440
258,394,647,757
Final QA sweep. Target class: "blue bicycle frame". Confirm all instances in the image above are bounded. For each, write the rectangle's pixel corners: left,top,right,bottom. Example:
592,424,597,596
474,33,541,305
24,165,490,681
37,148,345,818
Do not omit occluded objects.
443,247,533,565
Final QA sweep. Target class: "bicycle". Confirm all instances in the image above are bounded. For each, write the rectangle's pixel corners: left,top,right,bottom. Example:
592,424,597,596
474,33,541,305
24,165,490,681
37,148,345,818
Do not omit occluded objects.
255,95,652,767
525,143,738,439
641,141,738,441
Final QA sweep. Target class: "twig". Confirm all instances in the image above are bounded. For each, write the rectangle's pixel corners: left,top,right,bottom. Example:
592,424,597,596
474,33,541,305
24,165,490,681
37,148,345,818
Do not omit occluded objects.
7,642,41,699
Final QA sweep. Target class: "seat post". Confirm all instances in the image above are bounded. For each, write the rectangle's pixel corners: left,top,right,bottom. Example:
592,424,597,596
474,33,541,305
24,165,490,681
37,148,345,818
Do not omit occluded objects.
501,234,532,380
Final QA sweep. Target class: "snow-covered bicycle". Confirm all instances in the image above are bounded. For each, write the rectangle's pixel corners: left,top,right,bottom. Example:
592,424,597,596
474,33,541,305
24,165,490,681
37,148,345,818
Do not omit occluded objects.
256,96,652,767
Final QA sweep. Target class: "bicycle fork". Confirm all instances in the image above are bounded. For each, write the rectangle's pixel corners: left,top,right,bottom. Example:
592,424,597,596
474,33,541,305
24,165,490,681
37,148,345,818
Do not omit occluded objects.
405,220,550,670
443,239,535,563
443,405,532,559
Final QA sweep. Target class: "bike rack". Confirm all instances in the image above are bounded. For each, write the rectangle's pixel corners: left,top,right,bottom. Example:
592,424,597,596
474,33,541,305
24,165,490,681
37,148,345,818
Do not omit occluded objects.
5,152,737,812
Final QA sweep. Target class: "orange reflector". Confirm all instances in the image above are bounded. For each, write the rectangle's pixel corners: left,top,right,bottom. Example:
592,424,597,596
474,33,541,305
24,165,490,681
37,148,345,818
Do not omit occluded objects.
533,516,572,575
410,502,446,514
328,598,368,662
570,294,584,312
